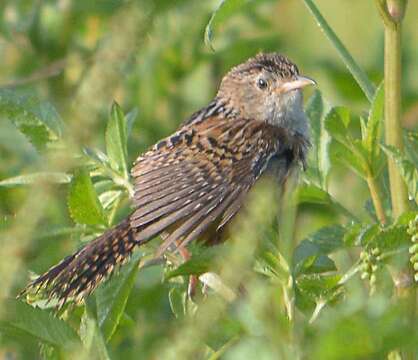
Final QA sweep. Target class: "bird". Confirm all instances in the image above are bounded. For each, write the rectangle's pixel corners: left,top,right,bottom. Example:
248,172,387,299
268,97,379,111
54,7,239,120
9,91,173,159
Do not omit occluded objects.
20,52,315,307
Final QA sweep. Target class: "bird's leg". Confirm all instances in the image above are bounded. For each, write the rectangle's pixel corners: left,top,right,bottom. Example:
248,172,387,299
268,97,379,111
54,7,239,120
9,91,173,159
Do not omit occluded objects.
175,241,198,299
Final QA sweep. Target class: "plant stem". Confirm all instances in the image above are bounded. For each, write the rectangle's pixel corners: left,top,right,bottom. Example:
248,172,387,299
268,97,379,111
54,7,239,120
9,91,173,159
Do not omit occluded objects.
375,2,415,359
366,176,387,224
302,0,375,102
384,22,409,217
375,0,394,27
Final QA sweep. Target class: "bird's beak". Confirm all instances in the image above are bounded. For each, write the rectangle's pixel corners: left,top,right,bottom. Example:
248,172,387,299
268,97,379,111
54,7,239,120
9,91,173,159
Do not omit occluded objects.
280,76,316,93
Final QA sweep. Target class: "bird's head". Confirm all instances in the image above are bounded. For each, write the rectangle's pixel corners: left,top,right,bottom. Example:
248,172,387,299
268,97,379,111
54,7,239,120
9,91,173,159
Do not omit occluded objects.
217,53,315,136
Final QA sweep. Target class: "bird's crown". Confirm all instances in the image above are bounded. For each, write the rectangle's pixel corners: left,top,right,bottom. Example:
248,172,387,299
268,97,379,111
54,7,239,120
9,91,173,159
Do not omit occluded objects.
230,52,300,79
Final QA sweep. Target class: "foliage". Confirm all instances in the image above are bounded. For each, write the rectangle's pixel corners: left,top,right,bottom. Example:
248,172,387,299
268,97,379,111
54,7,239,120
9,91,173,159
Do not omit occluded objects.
0,0,417,359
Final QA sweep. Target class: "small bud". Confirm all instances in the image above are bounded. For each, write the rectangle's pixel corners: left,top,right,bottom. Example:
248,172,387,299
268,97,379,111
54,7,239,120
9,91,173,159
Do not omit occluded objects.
409,244,418,254
371,264,378,273
360,251,368,260
414,262,418,271
361,272,369,280
370,274,377,285
371,247,380,256
414,273,418,283
407,221,416,234
387,0,408,22
360,263,370,272
412,235,418,243
410,253,418,263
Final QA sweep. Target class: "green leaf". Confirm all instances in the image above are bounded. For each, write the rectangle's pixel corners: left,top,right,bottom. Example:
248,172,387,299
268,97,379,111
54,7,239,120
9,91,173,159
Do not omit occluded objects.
395,211,417,225
360,115,367,140
324,107,352,146
80,304,110,360
357,218,411,252
0,89,63,151
306,91,330,188
255,251,290,282
343,221,409,252
67,168,107,226
165,255,211,280
204,0,250,50
330,140,368,178
301,0,375,102
362,82,385,177
297,184,358,221
311,305,414,359
297,184,334,206
325,107,370,178
365,82,384,161
105,102,128,177
95,252,142,342
382,145,418,204
99,190,123,210
293,225,346,276
343,223,364,246
305,225,346,254
205,316,242,354
165,246,222,280
370,224,410,252
0,301,80,350
0,172,71,187
357,224,380,246
39,343,61,360
296,274,343,307
404,129,418,168
306,90,324,128
125,107,139,137
293,240,337,276
83,147,111,168
168,287,186,319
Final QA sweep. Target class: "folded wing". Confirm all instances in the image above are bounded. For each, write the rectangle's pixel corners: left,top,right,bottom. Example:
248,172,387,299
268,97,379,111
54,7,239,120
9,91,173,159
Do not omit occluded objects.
130,116,285,254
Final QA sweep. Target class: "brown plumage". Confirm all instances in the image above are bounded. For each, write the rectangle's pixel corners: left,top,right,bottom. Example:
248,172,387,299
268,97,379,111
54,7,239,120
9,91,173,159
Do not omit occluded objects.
20,53,315,306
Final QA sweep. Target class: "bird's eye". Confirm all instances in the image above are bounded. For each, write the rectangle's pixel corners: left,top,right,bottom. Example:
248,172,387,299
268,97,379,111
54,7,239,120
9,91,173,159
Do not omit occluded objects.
257,78,268,90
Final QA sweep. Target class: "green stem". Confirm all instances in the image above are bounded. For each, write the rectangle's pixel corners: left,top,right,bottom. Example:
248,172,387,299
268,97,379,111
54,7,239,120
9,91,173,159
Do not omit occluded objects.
375,2,415,359
366,176,387,224
302,0,375,102
384,22,409,217
278,173,299,350
375,0,394,27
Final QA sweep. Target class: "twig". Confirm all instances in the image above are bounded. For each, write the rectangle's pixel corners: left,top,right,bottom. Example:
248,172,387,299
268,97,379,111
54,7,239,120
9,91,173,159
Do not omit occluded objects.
0,59,67,88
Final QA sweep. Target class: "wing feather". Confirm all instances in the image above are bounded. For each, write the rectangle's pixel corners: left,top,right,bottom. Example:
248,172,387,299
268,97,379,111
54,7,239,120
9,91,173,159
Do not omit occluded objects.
173,187,242,252
131,182,214,226
155,186,231,256
133,186,226,243
217,186,250,231
129,116,289,253
134,180,203,208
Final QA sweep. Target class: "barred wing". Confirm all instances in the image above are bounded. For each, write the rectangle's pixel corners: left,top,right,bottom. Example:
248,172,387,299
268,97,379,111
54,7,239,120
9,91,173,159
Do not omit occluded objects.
130,117,286,254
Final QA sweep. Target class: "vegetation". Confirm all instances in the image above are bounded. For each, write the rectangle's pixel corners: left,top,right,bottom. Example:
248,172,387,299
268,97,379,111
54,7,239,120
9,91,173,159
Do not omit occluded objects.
0,1,417,359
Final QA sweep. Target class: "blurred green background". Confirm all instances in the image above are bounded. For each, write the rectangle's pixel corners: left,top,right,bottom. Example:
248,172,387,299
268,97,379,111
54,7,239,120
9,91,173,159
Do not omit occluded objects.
0,1,417,359
1,0,418,217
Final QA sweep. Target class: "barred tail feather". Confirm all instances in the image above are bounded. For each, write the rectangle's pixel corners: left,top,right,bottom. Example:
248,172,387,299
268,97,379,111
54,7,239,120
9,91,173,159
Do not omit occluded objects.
20,219,138,307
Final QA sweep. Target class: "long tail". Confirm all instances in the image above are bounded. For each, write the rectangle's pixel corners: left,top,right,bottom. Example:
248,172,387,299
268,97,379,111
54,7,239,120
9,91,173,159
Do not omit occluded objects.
20,219,138,306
